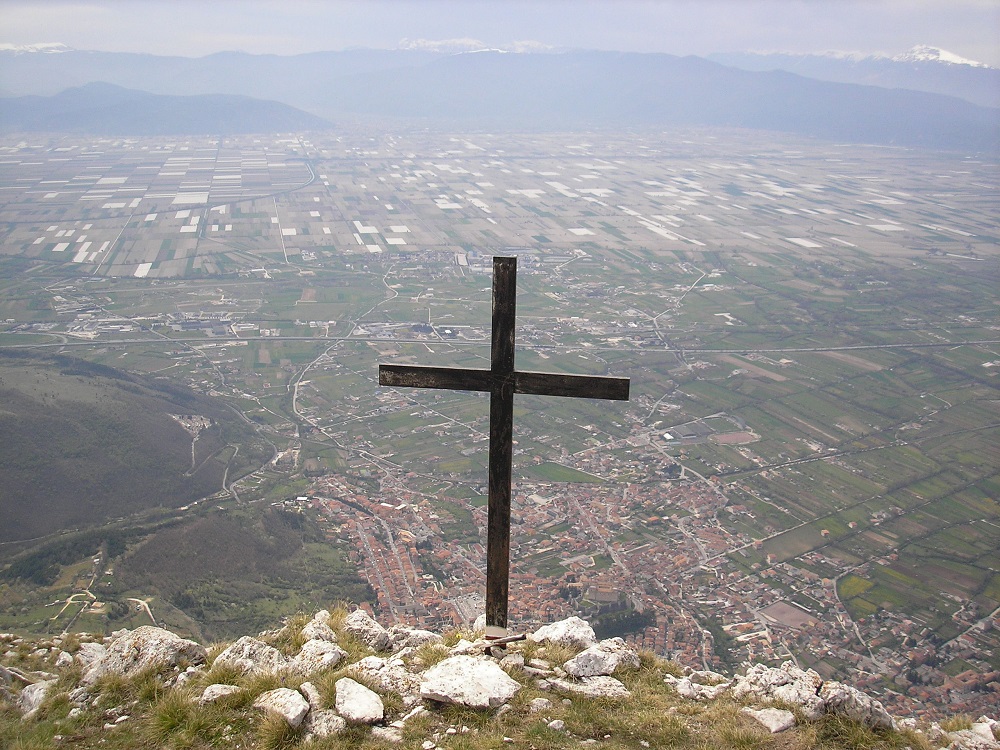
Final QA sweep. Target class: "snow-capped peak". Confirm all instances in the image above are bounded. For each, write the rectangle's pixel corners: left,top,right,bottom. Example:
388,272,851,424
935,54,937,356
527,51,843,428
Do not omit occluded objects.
733,46,993,70
398,38,551,54
0,42,72,54
892,45,990,68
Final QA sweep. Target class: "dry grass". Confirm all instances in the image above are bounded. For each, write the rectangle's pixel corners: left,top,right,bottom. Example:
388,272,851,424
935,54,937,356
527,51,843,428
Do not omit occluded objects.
264,613,312,656
938,714,974,732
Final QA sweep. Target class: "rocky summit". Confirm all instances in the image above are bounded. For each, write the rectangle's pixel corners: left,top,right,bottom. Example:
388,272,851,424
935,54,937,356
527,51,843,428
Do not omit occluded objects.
1,610,997,749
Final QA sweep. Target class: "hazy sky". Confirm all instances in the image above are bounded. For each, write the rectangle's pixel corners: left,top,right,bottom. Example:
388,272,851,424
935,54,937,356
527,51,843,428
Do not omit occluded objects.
2,0,998,66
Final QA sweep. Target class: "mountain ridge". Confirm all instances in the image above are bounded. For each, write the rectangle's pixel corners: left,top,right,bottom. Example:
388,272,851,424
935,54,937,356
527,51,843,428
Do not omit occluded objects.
0,82,331,135
1,47,996,150
0,349,271,546
709,47,1000,108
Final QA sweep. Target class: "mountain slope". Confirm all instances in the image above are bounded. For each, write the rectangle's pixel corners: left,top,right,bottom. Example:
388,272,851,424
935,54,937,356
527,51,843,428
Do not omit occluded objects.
0,350,270,545
0,82,330,135
710,47,1000,108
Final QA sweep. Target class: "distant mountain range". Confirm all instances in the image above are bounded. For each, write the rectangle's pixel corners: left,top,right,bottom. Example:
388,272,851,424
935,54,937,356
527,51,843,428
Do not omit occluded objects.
709,46,1000,109
0,47,996,151
0,82,330,135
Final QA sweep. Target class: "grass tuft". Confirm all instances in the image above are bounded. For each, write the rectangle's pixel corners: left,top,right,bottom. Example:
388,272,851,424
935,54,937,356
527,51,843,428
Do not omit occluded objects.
257,713,302,750
146,689,195,745
817,714,909,750
264,612,311,656
939,714,974,732
717,721,771,749
408,641,451,670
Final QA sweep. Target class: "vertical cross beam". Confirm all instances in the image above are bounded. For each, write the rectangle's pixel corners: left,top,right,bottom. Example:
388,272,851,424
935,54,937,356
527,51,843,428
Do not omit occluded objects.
486,257,516,636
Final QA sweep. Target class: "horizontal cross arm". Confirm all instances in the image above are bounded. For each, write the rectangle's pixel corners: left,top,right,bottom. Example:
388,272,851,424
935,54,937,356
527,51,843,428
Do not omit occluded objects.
514,371,630,401
379,364,492,392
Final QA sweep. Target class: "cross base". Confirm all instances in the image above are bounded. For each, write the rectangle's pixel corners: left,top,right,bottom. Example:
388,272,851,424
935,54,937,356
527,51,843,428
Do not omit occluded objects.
484,625,509,640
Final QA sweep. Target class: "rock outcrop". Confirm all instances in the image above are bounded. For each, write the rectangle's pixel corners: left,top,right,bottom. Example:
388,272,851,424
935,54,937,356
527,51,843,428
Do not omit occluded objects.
528,616,597,649
81,625,206,684
563,637,640,677
212,636,287,675
343,608,391,651
288,638,347,675
0,611,992,749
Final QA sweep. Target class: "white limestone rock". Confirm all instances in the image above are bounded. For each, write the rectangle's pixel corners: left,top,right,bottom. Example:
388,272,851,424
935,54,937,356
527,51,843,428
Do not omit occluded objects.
500,653,525,670
198,683,241,705
288,639,347,676
74,642,107,670
212,636,286,675
335,677,384,724
688,669,728,683
17,679,56,718
546,675,630,699
420,655,522,709
387,625,444,651
300,619,338,644
731,662,824,720
254,687,310,728
971,721,1000,745
173,665,202,688
372,726,405,744
663,674,731,701
449,638,487,656
54,650,74,669
946,728,1000,750
563,637,640,677
67,686,91,707
529,697,552,712
393,705,429,728
741,707,796,733
349,655,421,696
528,616,597,650
82,626,206,685
303,709,347,740
299,681,323,710
344,608,391,651
819,680,896,731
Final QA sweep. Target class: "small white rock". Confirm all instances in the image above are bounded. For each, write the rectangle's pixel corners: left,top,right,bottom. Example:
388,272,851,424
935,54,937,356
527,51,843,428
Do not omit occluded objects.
371,726,404,744
335,677,384,724
741,706,796,733
199,684,241,705
253,687,310,728
529,697,553,712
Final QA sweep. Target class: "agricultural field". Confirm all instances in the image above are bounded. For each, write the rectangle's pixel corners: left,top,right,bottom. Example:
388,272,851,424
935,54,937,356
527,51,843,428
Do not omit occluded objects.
0,127,996,718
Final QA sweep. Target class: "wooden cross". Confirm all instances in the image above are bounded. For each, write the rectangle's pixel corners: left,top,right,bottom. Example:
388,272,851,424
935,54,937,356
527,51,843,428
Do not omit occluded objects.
379,256,629,637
